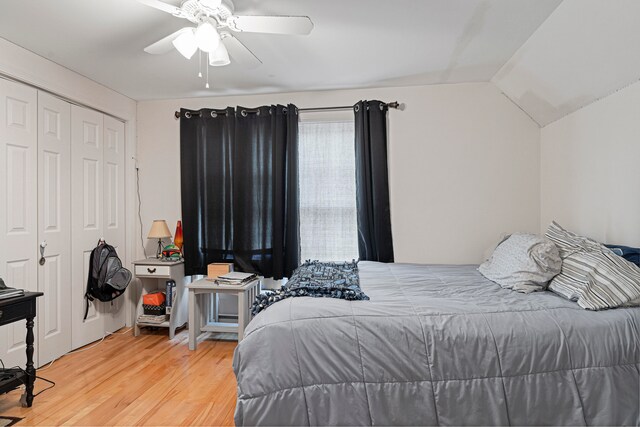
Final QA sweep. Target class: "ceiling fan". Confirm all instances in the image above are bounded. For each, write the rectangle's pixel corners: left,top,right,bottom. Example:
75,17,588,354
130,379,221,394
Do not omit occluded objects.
138,0,314,69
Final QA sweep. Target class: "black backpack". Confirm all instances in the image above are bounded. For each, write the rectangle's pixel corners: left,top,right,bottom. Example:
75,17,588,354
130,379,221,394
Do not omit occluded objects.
84,241,132,321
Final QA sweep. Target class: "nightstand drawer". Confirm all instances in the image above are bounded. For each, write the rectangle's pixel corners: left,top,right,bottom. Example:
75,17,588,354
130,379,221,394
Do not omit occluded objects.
0,300,32,325
135,265,171,278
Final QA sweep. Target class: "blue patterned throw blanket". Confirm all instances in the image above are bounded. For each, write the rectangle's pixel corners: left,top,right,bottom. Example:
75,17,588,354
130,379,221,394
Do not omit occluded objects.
251,260,369,315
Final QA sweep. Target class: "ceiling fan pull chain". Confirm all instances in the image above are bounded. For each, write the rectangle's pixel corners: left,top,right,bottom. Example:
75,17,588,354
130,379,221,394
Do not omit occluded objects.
198,50,203,78
206,54,210,89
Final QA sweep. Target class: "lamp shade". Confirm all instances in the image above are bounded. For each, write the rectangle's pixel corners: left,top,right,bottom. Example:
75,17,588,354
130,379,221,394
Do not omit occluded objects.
195,21,220,53
209,42,230,66
172,29,198,59
148,220,172,239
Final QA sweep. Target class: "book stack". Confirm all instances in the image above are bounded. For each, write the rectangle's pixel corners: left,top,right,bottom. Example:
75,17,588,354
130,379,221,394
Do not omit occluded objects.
0,278,24,300
165,280,176,312
214,271,258,286
0,288,24,300
137,314,166,324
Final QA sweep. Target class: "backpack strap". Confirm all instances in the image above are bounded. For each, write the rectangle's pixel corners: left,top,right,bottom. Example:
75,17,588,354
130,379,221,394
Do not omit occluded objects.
83,294,92,321
83,241,101,321
83,272,93,321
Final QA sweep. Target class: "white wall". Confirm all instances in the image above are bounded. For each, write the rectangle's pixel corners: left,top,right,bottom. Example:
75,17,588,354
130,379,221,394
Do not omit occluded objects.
137,82,540,265
0,37,138,325
540,80,640,246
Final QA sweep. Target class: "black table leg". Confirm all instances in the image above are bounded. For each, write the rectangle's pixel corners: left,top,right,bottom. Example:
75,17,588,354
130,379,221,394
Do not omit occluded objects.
25,316,35,407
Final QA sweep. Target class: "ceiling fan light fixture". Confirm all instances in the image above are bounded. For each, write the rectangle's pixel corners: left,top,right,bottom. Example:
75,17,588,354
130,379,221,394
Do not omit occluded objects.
209,43,230,66
172,29,198,59
195,21,220,53
139,0,312,71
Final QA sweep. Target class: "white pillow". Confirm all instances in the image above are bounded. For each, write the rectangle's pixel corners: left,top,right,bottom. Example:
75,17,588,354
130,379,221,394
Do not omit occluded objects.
481,232,511,262
479,233,562,293
545,221,640,309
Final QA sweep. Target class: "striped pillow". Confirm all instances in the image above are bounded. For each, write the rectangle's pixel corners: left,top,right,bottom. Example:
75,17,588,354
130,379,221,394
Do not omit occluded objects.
545,221,640,310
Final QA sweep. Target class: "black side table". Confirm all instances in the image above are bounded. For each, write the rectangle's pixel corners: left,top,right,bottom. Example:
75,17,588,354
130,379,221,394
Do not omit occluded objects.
0,292,43,407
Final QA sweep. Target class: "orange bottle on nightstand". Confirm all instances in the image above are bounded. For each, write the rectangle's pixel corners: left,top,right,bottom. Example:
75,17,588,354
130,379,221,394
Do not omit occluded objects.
174,220,183,251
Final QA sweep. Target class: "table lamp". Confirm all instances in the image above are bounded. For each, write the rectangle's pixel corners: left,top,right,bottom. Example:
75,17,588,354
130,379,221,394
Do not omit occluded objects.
148,220,172,258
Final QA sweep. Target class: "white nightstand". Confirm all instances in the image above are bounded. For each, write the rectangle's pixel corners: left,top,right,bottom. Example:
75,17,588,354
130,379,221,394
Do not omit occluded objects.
186,278,261,349
133,258,187,339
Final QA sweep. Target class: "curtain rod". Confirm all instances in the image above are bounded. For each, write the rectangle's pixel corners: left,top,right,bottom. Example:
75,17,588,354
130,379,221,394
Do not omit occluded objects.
299,101,401,113
174,101,401,119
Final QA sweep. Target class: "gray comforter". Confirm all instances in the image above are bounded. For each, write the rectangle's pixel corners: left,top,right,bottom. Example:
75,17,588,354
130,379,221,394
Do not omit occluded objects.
233,262,640,426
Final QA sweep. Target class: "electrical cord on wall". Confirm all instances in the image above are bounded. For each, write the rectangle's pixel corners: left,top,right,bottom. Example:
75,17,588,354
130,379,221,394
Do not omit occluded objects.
134,159,147,259
38,327,132,372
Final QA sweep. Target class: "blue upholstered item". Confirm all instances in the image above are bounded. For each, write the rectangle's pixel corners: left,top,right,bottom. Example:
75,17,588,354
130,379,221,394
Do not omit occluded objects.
606,244,640,267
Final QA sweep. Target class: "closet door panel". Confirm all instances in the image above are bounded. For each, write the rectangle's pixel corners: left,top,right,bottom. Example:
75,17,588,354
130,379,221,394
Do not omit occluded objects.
103,116,126,332
71,105,105,348
37,92,72,365
0,79,38,368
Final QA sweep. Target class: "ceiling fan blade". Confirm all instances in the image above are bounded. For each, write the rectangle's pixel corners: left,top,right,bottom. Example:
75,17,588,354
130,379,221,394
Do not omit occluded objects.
137,0,183,15
228,15,314,35
221,33,262,69
144,27,193,54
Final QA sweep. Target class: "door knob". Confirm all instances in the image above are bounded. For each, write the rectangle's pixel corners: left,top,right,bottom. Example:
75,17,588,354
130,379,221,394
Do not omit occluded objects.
39,241,47,266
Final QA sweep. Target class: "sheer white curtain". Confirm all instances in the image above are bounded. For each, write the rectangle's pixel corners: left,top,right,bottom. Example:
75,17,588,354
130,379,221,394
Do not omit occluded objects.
298,120,358,261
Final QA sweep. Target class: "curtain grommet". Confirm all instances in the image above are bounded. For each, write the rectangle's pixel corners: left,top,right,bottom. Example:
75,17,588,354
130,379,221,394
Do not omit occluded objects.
354,105,360,113
241,109,248,117
185,112,192,119
257,110,261,116
283,107,288,114
379,103,384,111
211,111,218,118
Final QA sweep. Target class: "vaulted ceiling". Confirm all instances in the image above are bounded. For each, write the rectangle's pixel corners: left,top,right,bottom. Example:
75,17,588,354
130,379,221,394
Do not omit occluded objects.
0,0,638,126
492,0,640,126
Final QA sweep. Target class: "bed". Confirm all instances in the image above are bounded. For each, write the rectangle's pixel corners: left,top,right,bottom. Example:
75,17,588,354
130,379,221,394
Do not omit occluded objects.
233,262,640,426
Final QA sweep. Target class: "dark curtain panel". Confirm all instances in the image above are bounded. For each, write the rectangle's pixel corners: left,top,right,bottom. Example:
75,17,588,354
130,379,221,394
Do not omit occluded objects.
180,107,235,276
180,105,299,279
354,100,394,262
282,108,300,277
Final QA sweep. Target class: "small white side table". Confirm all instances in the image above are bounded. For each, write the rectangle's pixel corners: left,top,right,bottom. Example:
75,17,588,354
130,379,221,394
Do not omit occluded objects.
133,259,187,339
186,278,260,350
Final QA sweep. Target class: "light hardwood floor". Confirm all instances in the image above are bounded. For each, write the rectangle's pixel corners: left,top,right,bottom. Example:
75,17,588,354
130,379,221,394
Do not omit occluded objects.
0,329,237,426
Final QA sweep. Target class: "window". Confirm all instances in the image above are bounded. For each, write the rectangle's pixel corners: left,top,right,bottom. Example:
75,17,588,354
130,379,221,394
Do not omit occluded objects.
298,120,358,261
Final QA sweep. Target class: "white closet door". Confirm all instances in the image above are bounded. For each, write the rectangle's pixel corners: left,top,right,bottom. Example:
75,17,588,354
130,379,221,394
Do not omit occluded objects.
103,116,126,332
71,105,105,348
0,79,38,368
37,92,72,365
